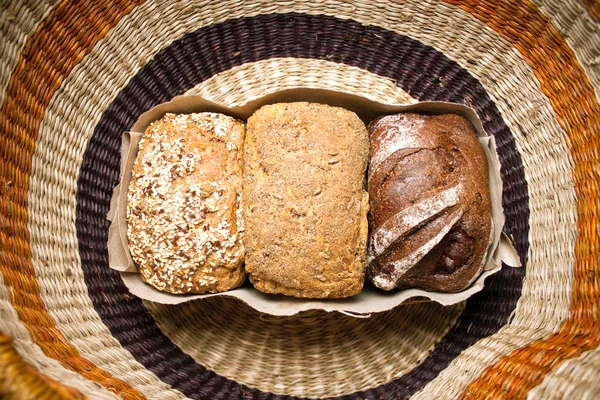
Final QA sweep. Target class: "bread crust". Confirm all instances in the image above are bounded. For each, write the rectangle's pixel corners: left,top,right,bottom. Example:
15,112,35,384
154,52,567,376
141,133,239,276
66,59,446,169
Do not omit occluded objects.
243,102,369,298
368,113,492,293
127,113,246,294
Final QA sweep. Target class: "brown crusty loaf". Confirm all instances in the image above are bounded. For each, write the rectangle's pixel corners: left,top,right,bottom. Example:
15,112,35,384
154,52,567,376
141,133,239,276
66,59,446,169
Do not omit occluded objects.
127,112,246,294
367,113,492,293
243,102,369,298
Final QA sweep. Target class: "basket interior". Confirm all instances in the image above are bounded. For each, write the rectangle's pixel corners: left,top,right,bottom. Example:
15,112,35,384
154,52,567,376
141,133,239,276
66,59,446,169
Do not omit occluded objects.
0,1,599,399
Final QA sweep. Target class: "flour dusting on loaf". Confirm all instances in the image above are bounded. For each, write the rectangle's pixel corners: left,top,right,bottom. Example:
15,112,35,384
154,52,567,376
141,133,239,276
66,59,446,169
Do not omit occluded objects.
127,112,246,294
368,113,492,293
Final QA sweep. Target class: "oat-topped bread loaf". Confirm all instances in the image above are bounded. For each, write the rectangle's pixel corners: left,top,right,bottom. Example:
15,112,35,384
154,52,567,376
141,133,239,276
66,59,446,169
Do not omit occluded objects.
368,113,492,293
243,102,369,298
127,113,246,294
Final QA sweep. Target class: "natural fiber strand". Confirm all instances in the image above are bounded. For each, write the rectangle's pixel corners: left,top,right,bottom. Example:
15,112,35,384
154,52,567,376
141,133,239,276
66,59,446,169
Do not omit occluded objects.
0,0,61,107
527,346,600,398
24,2,572,396
0,0,597,398
76,12,528,399
0,333,87,400
442,0,600,396
530,0,600,93
0,0,146,398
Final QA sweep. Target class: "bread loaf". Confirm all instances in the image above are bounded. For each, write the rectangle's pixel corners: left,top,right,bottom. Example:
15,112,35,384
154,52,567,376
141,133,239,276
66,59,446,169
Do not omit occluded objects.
243,102,369,298
368,113,492,293
127,113,246,294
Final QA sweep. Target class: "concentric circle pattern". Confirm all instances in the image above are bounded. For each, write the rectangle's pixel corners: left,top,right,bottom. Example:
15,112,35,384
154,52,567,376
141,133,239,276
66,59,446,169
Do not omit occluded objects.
0,1,599,399
78,13,528,399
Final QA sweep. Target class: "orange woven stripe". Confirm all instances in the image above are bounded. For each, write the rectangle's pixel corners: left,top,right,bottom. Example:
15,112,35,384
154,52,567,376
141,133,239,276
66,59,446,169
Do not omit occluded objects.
583,0,600,22
0,333,87,400
444,1,600,399
0,1,145,399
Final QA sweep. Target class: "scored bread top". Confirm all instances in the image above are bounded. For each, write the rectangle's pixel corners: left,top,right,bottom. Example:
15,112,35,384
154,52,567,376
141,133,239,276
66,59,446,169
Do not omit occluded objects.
127,112,246,294
367,113,492,292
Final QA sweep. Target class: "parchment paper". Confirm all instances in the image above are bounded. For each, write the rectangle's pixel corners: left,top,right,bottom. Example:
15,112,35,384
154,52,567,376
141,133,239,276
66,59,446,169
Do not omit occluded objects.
107,88,521,316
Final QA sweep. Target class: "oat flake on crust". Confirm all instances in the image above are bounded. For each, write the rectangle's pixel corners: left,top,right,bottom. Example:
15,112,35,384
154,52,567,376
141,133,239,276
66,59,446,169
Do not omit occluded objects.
127,112,245,294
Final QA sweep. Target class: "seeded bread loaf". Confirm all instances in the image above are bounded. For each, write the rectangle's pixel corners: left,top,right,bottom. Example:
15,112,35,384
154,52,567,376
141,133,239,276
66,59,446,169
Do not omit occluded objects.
127,113,246,294
243,102,369,298
368,113,492,293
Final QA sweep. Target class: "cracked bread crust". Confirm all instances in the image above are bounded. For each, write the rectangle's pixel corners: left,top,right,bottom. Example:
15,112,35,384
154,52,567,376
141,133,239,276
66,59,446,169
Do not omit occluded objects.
368,113,492,293
243,102,369,298
127,113,246,294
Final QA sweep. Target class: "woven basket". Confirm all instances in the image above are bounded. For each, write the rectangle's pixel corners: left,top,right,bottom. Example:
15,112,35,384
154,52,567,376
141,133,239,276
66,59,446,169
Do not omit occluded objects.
1,1,599,399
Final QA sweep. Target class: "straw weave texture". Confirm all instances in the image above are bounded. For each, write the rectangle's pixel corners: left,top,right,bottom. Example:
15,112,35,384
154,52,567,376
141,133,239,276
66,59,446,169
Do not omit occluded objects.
0,0,599,399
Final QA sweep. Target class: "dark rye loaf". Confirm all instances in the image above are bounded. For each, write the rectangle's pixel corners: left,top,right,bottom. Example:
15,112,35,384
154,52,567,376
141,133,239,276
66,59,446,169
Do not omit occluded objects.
367,113,493,293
